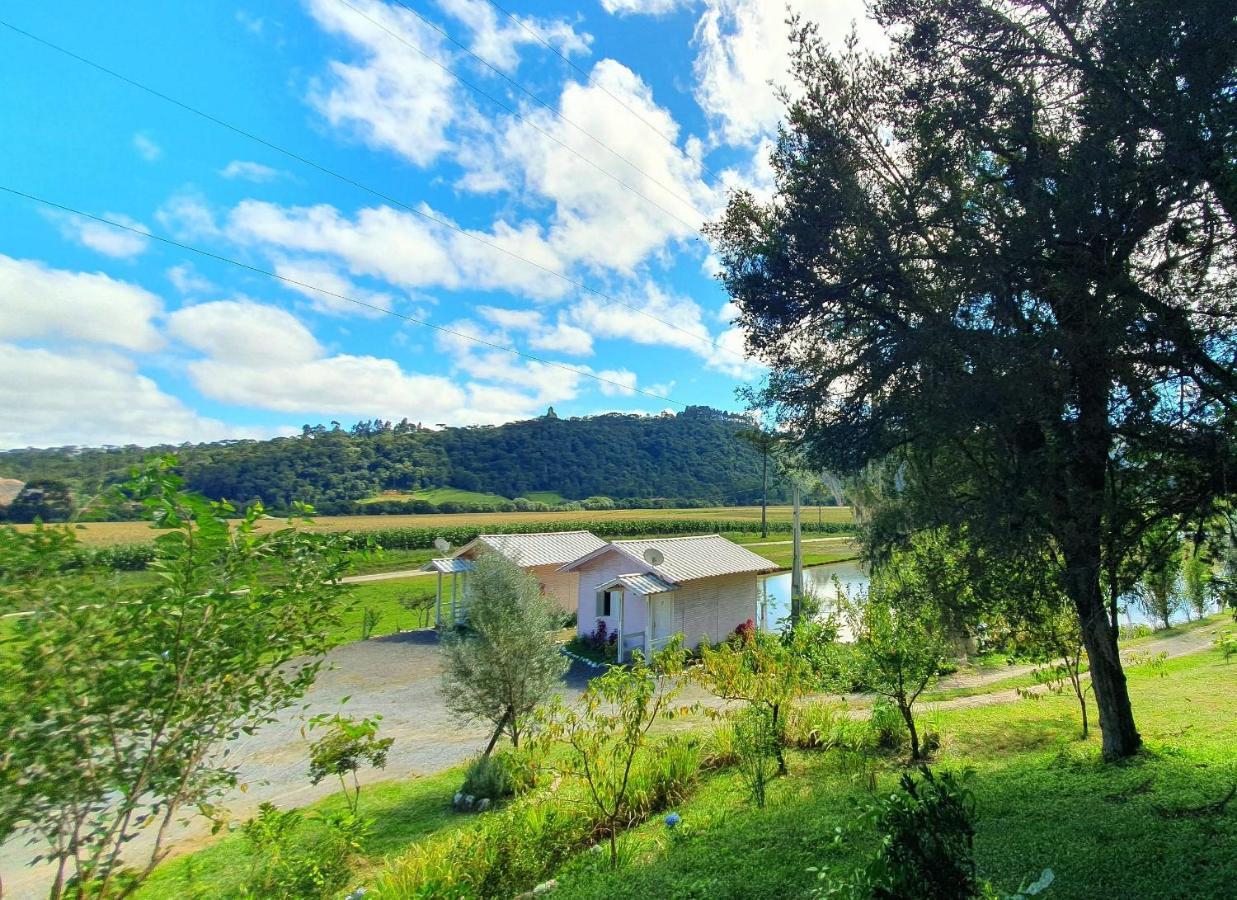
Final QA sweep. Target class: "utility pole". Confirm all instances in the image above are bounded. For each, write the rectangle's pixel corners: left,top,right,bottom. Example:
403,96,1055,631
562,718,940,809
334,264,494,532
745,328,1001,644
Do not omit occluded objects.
791,480,802,626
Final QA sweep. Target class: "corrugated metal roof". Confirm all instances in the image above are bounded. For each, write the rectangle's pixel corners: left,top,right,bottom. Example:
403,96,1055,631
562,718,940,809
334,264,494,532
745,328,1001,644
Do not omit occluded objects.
599,572,677,595
458,530,608,567
610,535,779,583
422,557,476,574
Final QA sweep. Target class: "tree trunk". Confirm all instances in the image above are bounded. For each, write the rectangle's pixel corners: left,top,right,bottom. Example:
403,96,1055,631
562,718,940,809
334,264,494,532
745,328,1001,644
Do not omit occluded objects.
483,711,509,758
899,700,921,760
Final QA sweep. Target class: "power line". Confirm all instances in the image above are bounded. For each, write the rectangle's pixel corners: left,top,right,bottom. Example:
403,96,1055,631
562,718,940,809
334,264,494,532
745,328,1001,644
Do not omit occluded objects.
0,16,749,365
332,0,705,235
381,0,712,223
0,185,687,408
483,0,729,187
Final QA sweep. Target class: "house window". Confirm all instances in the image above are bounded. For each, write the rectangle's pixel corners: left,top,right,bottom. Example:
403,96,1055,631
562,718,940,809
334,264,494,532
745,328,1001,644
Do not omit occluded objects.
597,589,619,617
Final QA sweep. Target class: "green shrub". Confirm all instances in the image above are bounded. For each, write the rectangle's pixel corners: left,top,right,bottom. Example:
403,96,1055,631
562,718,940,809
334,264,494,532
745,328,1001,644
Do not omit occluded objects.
734,707,779,808
869,700,909,752
701,721,739,770
461,754,515,802
240,803,362,900
785,702,846,750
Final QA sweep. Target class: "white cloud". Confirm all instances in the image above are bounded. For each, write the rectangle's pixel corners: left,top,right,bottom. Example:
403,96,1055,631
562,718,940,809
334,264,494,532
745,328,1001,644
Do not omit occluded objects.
306,0,462,166
495,59,714,274
47,211,151,259
227,200,570,298
272,258,395,317
166,263,215,295
596,368,637,396
133,132,162,161
156,189,220,239
477,305,594,356
568,282,712,353
692,0,884,146
0,344,259,448
436,0,591,73
219,160,285,182
168,300,570,425
0,255,162,351
168,299,321,366
602,0,687,12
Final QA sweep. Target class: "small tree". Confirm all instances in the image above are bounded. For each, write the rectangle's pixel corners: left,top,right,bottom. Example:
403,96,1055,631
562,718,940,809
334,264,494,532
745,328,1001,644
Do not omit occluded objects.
696,629,815,775
1182,548,1216,621
1014,604,1092,739
306,714,394,817
440,551,568,756
0,459,352,898
732,706,779,809
1138,547,1184,630
542,640,687,867
846,586,949,762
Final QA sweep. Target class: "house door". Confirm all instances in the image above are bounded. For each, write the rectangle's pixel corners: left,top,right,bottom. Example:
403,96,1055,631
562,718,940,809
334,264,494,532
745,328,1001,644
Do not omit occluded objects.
649,593,674,652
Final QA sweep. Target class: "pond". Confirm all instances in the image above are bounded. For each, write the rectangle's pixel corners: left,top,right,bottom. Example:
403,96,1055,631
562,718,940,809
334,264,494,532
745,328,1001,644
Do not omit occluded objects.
758,559,1181,634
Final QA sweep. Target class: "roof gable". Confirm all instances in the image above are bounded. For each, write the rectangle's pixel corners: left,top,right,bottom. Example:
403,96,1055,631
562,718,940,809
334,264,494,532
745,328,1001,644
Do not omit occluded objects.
560,534,778,583
454,530,607,568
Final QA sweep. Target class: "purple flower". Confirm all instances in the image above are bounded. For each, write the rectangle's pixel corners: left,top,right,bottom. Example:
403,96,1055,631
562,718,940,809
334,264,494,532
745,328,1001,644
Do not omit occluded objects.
664,812,681,828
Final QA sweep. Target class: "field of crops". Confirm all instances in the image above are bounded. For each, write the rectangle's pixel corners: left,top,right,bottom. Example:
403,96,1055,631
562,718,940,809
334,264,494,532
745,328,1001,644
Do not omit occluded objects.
33,505,854,547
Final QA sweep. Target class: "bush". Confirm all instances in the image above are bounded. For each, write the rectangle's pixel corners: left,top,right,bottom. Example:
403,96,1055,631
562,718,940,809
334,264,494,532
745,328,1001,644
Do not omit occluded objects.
241,803,363,900
701,721,739,770
785,702,846,751
461,754,515,802
815,768,981,900
869,700,909,752
734,707,779,808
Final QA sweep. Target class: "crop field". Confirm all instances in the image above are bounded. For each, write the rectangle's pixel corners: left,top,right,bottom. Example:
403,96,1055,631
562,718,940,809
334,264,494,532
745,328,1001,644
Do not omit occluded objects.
32,505,855,547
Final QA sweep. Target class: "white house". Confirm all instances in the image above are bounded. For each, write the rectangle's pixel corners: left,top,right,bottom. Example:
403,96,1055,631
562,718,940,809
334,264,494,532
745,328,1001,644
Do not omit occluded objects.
423,530,608,625
558,535,779,662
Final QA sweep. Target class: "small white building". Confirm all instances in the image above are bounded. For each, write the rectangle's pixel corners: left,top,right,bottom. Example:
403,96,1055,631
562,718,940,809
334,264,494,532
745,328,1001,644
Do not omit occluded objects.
558,535,779,662
423,530,608,625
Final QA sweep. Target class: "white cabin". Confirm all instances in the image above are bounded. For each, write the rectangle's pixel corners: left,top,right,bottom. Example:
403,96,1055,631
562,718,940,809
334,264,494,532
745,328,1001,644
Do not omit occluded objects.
558,535,779,662
423,530,608,625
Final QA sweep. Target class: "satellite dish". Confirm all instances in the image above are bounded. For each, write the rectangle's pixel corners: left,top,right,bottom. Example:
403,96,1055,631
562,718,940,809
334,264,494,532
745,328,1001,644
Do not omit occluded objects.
433,537,451,553
643,548,665,567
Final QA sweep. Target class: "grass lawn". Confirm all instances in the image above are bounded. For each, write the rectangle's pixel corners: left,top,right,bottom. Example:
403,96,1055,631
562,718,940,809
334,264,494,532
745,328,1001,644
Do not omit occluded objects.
347,547,437,576
334,578,440,644
525,490,568,505
135,640,1235,899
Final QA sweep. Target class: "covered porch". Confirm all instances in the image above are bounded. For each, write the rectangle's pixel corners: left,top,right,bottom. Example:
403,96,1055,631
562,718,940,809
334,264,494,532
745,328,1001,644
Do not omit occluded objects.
596,573,677,663
422,557,474,627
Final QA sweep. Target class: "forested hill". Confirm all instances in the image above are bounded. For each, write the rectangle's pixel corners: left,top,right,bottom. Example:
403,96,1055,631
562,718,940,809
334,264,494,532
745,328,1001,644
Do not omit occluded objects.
0,407,795,516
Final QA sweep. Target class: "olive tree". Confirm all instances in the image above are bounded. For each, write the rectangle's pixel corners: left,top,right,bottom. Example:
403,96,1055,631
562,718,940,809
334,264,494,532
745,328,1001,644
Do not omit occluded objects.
0,459,352,898
707,0,1237,759
440,551,568,755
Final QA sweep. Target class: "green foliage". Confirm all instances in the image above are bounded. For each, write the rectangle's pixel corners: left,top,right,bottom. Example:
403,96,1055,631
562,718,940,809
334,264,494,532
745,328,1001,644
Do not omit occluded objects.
869,701,910,753
0,407,815,515
733,707,779,808
1218,629,1237,662
696,629,818,775
440,552,569,753
814,768,982,900
845,576,950,761
461,753,516,802
1138,544,1184,629
306,714,393,817
539,640,689,867
0,458,352,898
239,803,364,900
360,606,382,640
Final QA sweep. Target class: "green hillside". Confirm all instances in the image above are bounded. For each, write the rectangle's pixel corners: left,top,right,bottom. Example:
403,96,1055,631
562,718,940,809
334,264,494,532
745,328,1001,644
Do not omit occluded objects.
0,407,815,519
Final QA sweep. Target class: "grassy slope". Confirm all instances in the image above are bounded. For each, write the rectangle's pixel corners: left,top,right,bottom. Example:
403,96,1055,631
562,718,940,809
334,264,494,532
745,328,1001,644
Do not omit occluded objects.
524,491,568,505
359,488,513,505
37,506,856,547
135,644,1236,900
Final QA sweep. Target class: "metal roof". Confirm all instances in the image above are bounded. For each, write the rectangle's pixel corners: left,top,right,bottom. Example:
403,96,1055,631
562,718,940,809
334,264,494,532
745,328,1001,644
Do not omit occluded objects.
561,534,779,583
422,557,476,574
598,572,677,595
456,530,608,567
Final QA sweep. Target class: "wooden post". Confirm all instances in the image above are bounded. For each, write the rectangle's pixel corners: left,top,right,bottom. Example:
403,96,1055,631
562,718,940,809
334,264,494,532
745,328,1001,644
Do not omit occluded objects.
435,570,443,628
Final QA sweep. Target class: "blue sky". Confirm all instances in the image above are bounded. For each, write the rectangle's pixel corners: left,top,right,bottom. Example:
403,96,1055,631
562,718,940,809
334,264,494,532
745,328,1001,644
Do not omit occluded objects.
0,0,877,448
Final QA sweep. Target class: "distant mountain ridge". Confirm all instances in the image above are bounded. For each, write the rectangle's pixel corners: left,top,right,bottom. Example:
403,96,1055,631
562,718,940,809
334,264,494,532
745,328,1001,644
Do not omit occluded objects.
0,407,799,518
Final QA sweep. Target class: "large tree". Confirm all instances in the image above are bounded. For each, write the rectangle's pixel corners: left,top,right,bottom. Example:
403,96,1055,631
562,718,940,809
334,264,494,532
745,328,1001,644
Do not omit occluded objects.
708,0,1237,759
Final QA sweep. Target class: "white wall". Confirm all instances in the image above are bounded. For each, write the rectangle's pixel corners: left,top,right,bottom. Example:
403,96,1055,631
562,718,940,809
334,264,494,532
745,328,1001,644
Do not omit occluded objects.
529,564,579,615
673,573,760,650
572,550,651,639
